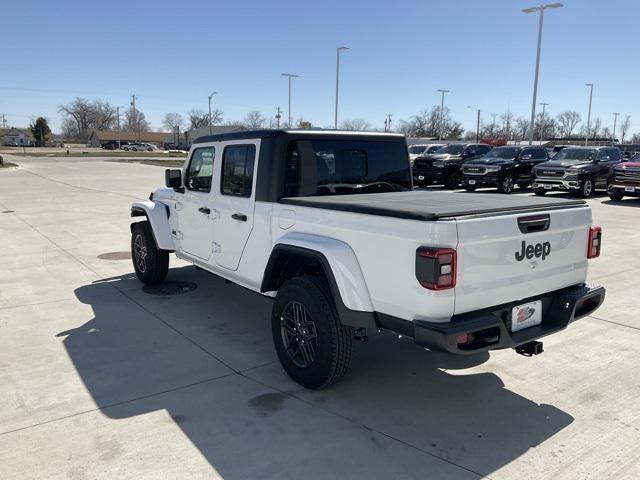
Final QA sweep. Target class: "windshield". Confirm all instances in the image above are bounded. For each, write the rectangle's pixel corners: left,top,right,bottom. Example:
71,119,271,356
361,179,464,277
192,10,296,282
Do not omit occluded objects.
484,147,520,159
283,139,411,197
435,144,465,155
426,145,442,154
408,145,427,154
553,148,596,161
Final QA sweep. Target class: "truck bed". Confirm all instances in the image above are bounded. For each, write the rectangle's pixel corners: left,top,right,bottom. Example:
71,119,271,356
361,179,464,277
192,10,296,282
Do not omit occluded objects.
280,191,586,221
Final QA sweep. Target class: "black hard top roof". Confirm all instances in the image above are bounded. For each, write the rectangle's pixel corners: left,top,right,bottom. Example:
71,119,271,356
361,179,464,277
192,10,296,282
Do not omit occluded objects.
193,129,405,144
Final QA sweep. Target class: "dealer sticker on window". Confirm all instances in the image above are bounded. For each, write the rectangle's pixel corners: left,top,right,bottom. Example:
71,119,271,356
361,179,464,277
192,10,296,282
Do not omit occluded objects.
511,300,542,332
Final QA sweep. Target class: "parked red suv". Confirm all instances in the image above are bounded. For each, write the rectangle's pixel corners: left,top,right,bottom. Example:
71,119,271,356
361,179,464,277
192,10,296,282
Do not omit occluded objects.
608,156,640,200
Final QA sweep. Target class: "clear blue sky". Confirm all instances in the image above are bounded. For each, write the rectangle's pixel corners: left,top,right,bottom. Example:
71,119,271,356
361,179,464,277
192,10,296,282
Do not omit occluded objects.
2,0,637,134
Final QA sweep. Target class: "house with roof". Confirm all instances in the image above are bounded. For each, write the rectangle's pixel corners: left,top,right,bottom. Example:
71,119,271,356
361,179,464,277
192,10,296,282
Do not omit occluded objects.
1,127,34,146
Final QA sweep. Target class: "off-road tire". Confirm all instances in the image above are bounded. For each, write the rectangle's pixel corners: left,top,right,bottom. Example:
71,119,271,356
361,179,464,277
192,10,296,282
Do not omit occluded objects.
131,221,169,285
272,275,353,389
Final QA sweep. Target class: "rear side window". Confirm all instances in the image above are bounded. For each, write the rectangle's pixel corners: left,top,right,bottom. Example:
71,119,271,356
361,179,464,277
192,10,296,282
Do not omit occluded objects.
186,147,215,192
221,144,256,197
478,145,491,155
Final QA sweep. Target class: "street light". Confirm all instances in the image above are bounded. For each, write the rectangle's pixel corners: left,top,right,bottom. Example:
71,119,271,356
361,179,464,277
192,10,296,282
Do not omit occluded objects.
467,106,480,144
334,46,349,129
612,112,620,144
281,73,300,128
539,102,549,141
208,92,218,135
437,89,449,140
585,83,594,146
522,2,563,145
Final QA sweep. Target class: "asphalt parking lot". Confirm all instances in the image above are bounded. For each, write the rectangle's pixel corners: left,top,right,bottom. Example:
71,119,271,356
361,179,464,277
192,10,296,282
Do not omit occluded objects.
0,155,638,480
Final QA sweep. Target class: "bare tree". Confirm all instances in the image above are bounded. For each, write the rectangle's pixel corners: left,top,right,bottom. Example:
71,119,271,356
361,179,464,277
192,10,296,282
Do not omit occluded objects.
630,132,640,143
534,111,557,140
556,110,581,137
122,107,150,133
500,111,515,140
187,108,223,130
514,117,530,141
58,97,116,142
619,115,631,143
162,112,184,132
481,113,500,139
601,127,612,140
243,111,267,129
339,118,372,131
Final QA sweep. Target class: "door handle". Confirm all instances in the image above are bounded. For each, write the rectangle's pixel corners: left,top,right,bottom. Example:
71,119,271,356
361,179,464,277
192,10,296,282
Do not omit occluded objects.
198,207,211,214
232,213,247,222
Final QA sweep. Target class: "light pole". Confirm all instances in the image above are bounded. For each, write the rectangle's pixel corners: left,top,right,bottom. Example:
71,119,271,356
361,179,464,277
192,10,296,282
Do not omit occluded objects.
116,106,123,149
334,46,349,129
585,83,594,146
208,91,218,135
522,2,563,145
539,102,549,141
612,112,620,144
467,106,480,144
281,73,299,128
437,89,449,140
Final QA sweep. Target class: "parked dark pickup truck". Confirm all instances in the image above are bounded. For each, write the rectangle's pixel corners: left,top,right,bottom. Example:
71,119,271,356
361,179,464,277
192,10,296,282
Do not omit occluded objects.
533,146,622,198
462,146,550,193
413,143,492,188
608,160,640,200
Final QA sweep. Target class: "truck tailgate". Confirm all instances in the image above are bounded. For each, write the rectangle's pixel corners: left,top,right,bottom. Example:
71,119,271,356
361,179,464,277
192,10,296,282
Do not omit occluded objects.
454,206,592,315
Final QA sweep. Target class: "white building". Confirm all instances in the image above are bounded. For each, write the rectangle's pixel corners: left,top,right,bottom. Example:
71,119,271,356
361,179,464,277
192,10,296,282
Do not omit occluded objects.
1,128,34,146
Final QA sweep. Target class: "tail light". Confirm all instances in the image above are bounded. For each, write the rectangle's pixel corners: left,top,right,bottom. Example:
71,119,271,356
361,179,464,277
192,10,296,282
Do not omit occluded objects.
587,226,602,259
416,247,457,290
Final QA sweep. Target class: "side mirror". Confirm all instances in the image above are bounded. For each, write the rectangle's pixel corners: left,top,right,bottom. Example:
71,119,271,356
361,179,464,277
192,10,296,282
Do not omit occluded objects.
165,169,182,189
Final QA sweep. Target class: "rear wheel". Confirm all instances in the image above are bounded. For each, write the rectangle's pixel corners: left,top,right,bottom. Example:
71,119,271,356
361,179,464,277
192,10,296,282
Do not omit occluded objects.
498,175,514,194
272,276,353,389
131,221,169,285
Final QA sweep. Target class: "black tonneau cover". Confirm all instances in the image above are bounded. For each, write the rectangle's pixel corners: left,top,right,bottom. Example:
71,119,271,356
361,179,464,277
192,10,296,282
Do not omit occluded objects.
280,191,586,221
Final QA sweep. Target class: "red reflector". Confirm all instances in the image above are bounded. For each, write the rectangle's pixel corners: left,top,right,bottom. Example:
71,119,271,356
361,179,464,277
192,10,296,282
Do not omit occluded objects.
587,226,602,259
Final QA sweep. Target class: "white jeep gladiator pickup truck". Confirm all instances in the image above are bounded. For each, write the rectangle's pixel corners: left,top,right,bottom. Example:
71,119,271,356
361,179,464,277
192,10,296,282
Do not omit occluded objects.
130,130,605,389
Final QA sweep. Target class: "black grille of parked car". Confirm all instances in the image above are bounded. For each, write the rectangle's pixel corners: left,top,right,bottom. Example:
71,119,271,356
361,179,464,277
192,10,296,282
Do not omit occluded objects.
413,158,433,169
537,169,565,178
463,166,486,175
614,167,640,183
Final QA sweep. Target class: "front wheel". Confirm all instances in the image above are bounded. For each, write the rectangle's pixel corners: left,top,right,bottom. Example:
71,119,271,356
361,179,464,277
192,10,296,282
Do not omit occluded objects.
131,221,169,285
498,175,515,194
608,190,624,201
272,276,353,389
464,185,477,192
444,171,461,189
579,177,594,198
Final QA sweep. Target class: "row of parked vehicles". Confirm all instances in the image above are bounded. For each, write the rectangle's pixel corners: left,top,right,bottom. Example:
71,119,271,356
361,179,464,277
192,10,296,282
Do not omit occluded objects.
409,142,640,200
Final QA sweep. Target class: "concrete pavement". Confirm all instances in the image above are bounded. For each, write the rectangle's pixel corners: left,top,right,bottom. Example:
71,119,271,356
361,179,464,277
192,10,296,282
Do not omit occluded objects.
0,155,638,479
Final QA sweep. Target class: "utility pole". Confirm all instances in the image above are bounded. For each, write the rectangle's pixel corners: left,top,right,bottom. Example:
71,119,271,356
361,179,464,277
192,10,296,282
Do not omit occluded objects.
539,102,549,142
386,113,392,132
467,106,480,144
116,106,122,149
276,107,282,129
0,114,6,128
585,83,593,146
208,91,218,135
131,94,138,141
612,112,620,144
437,89,449,140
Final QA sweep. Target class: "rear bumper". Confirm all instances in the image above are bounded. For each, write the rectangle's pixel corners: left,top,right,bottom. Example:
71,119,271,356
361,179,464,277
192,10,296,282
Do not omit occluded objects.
404,283,605,354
